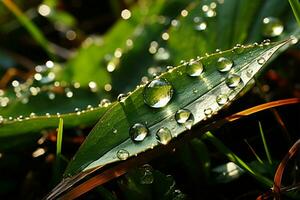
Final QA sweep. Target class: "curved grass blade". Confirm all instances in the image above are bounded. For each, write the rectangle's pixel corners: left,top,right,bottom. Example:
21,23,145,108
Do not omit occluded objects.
45,40,290,199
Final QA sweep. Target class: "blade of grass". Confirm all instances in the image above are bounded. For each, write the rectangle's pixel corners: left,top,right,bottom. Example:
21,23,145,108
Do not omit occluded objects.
244,139,264,164
56,118,64,157
202,132,273,187
1,0,52,56
288,0,300,26
258,121,273,164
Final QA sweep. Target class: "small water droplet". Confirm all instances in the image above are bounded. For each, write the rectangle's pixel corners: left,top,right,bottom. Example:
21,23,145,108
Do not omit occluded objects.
194,22,207,31
233,44,244,54
113,129,118,134
193,88,198,94
143,78,173,108
166,65,174,71
117,93,127,102
217,57,233,72
29,112,36,118
204,108,213,117
257,57,266,65
246,69,253,78
262,17,284,37
129,123,149,142
226,74,241,88
216,94,228,105
175,109,194,130
87,105,93,110
117,149,129,160
262,39,271,45
140,164,154,185
186,60,204,76
99,99,111,107
156,127,172,145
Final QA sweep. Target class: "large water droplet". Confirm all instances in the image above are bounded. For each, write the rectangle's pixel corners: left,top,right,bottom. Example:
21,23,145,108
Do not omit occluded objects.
117,149,129,160
143,78,173,108
216,94,228,105
175,109,194,130
129,123,149,142
186,60,204,76
156,127,172,145
217,57,233,72
262,17,284,37
226,74,241,88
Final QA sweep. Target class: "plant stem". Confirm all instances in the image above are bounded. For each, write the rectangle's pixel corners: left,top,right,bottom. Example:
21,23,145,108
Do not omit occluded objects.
259,121,273,164
1,0,52,56
56,118,64,156
289,0,300,26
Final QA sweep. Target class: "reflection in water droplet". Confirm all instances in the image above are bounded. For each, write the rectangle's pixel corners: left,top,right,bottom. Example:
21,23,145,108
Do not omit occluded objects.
143,78,173,108
117,149,129,160
257,57,266,65
99,99,111,107
140,164,154,185
226,74,241,88
217,57,233,72
156,127,172,145
262,17,284,37
186,60,204,77
175,109,194,130
129,123,149,142
216,94,228,105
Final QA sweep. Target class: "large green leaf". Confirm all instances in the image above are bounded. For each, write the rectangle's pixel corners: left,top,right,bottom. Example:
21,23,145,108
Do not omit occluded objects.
46,40,290,199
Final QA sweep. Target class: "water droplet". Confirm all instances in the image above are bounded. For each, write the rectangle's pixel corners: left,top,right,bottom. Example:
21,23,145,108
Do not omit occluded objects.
175,109,194,130
186,60,204,76
156,127,172,145
204,108,213,117
194,22,207,31
226,74,241,88
166,65,174,71
113,129,118,134
262,17,284,37
233,44,244,54
246,69,253,78
257,57,266,65
117,149,129,160
99,99,111,107
0,116,3,124
117,93,127,102
87,105,93,110
262,39,271,45
143,78,173,108
217,57,233,72
193,88,198,94
140,164,154,185
129,123,149,142
216,94,228,105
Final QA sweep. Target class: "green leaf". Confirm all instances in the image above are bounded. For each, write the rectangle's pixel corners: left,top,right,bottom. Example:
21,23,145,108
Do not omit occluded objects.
52,40,287,192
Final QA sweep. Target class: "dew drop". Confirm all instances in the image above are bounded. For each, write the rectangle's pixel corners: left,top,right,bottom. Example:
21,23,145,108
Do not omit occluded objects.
87,105,93,110
175,109,194,130
0,116,3,124
262,17,284,37
226,74,241,88
129,123,149,142
117,93,127,102
217,57,233,72
204,108,213,117
99,99,111,107
186,60,204,76
257,57,266,65
262,39,271,45
29,112,36,118
216,94,228,105
194,22,207,31
117,149,129,160
233,44,244,54
156,127,172,145
143,78,173,108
